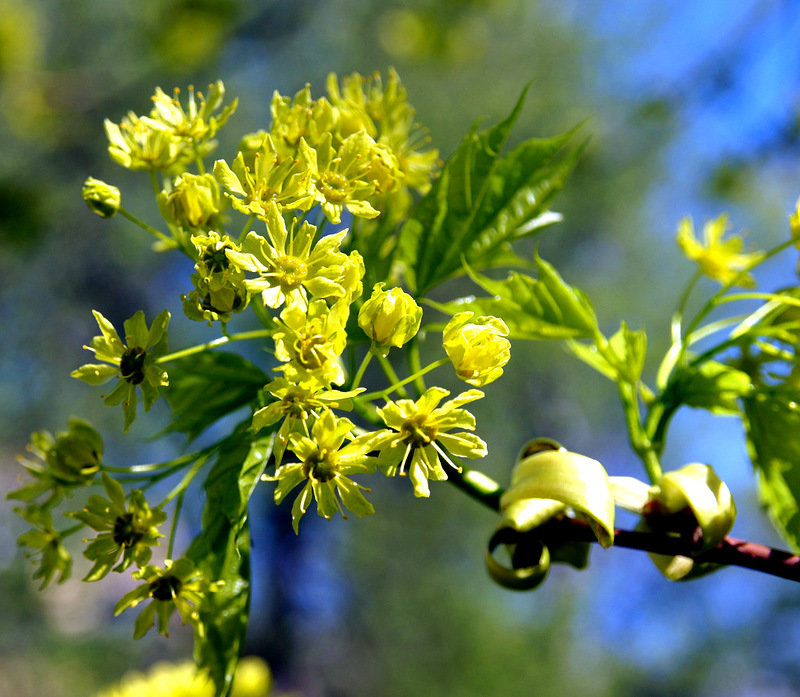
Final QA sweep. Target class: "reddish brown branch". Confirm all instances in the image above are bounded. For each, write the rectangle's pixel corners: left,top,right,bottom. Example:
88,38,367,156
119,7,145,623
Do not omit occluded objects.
535,517,800,582
448,465,800,582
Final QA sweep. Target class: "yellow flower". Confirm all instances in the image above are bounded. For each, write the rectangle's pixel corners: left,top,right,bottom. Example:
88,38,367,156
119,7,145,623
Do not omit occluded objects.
252,377,364,466
370,387,488,497
293,132,380,224
104,82,236,174
148,82,237,147
159,173,221,230
272,299,350,386
358,282,422,356
265,410,377,533
213,134,300,218
183,231,250,324
95,656,272,697
676,214,763,287
71,310,170,432
114,558,215,639
228,201,362,308
269,84,335,157
327,69,439,195
442,312,511,387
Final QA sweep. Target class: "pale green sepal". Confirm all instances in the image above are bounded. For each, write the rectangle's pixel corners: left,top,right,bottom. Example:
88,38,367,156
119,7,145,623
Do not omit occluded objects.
501,498,565,533
501,448,615,547
609,475,651,513
91,310,124,351
146,309,171,347
486,540,550,591
213,157,248,197
123,310,149,347
71,364,119,385
652,463,736,550
101,471,126,510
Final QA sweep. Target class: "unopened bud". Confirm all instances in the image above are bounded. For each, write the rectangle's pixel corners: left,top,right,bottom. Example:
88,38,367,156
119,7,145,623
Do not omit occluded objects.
358,283,422,356
442,311,510,387
82,177,120,218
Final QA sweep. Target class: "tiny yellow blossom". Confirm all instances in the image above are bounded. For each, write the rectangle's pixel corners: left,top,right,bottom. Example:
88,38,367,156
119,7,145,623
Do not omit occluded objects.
358,282,422,356
443,312,511,387
368,387,488,497
159,173,221,230
292,132,380,224
272,299,350,386
82,177,121,218
228,201,362,308
265,410,377,533
676,214,763,287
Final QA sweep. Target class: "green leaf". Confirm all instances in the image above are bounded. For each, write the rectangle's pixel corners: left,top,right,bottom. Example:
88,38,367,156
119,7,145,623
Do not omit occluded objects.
188,430,274,697
397,86,581,296
742,387,800,551
569,322,647,384
668,360,752,415
434,255,598,340
162,351,268,442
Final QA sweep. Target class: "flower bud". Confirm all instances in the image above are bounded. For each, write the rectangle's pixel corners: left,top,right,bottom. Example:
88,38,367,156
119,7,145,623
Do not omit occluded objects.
358,283,422,356
45,418,103,486
160,173,221,229
82,177,120,218
443,311,510,387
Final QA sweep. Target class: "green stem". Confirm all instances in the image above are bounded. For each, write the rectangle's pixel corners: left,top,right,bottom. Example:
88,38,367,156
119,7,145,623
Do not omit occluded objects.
149,170,160,197
407,339,426,397
166,489,185,560
157,455,207,509
361,357,449,402
350,350,374,391
157,329,272,364
618,380,662,482
59,522,86,538
446,464,504,511
118,207,174,247
376,353,409,399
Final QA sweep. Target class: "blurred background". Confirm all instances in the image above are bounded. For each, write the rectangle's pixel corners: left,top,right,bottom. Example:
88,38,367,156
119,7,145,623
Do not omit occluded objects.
3,0,800,695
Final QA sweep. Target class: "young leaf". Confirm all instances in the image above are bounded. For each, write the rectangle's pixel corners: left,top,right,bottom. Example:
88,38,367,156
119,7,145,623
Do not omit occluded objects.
434,255,598,340
397,86,581,296
667,360,752,416
162,351,268,442
188,431,274,697
742,386,800,551
569,322,647,384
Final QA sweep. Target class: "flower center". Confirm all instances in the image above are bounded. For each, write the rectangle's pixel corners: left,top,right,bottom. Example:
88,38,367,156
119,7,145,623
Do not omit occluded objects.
294,333,328,370
275,255,307,290
113,512,144,547
400,414,438,448
202,246,230,274
120,347,147,384
149,574,183,601
319,172,348,203
302,448,338,482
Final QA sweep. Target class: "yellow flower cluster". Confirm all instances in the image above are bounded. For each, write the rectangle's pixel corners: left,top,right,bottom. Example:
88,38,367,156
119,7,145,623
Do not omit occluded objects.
91,70,511,534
